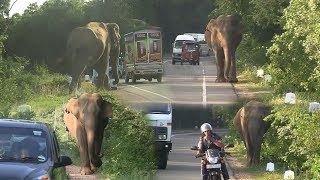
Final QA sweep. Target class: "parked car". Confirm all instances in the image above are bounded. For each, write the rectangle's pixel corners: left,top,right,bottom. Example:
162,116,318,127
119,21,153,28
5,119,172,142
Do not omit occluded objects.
0,119,72,179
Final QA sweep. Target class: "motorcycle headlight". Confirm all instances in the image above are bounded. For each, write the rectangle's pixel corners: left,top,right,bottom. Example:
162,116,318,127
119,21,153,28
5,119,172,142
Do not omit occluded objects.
158,135,167,140
208,157,218,164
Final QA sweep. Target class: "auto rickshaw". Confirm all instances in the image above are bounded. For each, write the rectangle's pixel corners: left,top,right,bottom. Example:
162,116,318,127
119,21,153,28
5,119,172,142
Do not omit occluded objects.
181,41,200,65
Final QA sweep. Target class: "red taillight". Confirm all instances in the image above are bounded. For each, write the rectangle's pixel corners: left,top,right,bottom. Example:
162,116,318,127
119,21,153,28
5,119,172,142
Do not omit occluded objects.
167,122,172,126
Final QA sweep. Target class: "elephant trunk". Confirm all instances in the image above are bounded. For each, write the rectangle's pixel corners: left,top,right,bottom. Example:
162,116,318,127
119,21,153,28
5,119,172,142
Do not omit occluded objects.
86,127,102,168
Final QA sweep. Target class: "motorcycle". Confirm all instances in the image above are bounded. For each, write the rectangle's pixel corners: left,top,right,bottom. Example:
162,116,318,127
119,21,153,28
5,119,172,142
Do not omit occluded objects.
191,144,234,180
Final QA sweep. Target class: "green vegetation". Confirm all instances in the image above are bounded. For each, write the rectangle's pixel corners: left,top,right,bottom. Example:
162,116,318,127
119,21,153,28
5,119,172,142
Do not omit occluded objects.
0,57,156,179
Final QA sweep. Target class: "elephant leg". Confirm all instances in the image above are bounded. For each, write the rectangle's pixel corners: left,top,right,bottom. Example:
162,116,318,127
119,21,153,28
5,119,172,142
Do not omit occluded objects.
86,126,102,170
69,52,88,93
214,47,226,82
109,46,120,85
76,124,93,175
228,50,238,83
223,47,232,82
96,46,110,89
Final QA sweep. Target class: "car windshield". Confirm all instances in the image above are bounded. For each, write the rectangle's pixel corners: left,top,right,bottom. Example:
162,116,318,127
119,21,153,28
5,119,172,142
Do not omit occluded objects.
0,127,48,163
174,40,186,48
143,103,171,114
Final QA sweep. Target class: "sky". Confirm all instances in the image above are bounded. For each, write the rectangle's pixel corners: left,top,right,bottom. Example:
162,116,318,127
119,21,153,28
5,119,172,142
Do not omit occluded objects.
9,0,46,16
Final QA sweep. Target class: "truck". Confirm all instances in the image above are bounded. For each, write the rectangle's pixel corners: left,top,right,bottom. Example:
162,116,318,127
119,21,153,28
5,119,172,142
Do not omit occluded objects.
124,29,163,83
172,34,195,65
143,102,173,169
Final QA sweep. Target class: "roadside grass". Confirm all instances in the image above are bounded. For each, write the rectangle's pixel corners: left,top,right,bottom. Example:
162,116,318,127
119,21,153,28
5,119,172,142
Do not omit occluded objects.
227,71,307,179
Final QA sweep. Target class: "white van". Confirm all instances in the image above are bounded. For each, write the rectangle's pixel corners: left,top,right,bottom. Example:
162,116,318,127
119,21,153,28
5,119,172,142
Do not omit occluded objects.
172,34,195,64
184,33,205,42
144,102,173,169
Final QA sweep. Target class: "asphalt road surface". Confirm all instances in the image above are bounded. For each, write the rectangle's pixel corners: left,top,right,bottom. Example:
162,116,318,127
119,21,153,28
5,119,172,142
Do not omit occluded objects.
111,55,238,106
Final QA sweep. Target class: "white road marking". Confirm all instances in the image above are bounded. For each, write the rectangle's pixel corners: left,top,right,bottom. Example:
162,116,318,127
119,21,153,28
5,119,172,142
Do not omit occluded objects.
202,67,207,108
128,85,173,102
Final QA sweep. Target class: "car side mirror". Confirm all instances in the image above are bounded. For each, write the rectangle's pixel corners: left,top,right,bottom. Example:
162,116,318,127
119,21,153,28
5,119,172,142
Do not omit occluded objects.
54,156,72,167
190,146,198,150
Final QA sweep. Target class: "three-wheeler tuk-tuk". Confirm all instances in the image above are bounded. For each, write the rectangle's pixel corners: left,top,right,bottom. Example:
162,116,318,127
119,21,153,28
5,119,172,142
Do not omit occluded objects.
181,41,200,65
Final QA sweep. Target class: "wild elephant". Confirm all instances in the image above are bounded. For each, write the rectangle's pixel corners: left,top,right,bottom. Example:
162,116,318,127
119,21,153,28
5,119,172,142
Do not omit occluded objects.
233,100,272,166
63,93,112,175
205,15,244,83
64,22,121,93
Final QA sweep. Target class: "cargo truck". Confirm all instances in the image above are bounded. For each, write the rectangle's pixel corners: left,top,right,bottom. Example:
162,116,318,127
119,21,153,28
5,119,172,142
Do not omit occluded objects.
124,29,164,83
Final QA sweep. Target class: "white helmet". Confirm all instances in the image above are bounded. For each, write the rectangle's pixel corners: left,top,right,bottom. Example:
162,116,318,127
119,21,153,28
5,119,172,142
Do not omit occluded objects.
200,123,212,133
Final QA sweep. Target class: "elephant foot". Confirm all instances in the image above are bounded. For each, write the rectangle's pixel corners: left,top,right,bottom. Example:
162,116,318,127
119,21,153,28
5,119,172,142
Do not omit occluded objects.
80,167,94,175
228,78,238,83
215,78,227,83
91,158,102,169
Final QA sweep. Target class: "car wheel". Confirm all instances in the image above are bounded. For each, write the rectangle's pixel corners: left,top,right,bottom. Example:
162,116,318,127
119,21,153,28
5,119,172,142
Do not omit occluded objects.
125,74,129,83
132,76,136,83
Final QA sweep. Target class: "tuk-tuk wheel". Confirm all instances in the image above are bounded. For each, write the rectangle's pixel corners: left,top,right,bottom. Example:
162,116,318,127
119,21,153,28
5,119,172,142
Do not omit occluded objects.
125,74,129,83
132,76,136,83
157,75,162,83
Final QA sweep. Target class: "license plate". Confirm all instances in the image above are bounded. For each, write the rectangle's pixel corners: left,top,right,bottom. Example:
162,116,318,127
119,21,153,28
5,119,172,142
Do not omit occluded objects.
206,164,221,169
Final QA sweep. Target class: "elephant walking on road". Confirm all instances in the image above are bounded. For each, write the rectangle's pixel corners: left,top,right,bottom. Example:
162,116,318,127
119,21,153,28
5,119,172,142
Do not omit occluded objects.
63,93,113,175
64,22,121,93
205,15,244,83
233,100,272,166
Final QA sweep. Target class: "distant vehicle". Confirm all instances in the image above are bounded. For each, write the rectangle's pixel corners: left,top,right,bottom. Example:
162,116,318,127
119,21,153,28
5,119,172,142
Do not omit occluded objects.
199,43,212,56
172,34,195,65
184,33,205,42
124,29,164,83
0,119,72,179
181,41,200,65
143,102,173,169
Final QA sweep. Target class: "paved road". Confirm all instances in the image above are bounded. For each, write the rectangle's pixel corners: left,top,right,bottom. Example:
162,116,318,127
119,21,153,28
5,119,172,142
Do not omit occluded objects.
111,55,237,106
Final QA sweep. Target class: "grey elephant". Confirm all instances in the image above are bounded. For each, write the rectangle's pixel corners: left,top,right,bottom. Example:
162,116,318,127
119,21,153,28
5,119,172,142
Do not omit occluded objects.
64,22,121,93
233,100,272,166
63,93,112,175
205,15,244,83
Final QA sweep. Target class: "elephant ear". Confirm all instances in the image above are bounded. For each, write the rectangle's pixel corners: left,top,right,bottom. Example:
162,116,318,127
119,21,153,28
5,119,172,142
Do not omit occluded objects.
65,98,80,119
104,23,121,47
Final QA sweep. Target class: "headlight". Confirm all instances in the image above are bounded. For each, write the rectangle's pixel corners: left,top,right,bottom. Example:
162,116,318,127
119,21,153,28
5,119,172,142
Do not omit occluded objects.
208,157,218,164
158,135,167,140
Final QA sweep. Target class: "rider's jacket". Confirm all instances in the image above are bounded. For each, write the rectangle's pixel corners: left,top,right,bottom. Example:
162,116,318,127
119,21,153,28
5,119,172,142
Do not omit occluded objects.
197,133,222,152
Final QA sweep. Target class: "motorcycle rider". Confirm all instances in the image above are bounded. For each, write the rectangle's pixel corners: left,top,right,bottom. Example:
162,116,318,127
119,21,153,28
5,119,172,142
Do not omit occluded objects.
196,123,230,180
